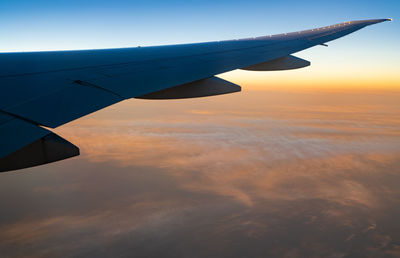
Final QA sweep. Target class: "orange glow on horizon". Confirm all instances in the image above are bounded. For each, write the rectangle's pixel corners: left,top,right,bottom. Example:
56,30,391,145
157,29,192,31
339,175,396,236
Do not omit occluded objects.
220,70,400,92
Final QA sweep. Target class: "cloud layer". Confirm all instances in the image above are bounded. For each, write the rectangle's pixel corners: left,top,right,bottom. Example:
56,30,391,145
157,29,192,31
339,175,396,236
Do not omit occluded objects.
1,90,400,257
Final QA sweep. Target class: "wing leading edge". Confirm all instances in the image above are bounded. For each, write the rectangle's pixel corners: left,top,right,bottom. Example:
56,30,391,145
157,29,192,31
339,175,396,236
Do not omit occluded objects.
0,18,391,172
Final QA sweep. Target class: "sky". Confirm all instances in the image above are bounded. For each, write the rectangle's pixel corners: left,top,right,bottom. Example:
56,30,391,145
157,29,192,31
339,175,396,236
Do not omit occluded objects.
1,1,400,257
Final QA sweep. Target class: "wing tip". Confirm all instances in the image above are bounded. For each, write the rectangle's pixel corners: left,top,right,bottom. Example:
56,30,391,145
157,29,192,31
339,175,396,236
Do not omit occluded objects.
347,18,392,26
366,18,392,24
342,18,392,29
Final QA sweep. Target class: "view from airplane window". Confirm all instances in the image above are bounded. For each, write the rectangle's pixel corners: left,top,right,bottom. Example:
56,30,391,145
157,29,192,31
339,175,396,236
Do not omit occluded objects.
0,0,399,257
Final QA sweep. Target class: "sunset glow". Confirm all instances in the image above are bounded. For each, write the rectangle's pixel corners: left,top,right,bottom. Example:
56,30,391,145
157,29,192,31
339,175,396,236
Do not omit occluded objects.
1,0,399,257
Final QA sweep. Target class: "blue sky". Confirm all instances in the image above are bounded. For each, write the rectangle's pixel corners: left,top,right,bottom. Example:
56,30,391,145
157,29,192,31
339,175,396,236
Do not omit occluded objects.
0,0,398,51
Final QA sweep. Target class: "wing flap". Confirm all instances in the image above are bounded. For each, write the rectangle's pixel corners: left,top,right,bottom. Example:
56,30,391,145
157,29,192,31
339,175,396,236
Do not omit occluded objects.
136,76,241,99
241,55,310,71
0,113,50,158
0,112,79,172
0,132,79,172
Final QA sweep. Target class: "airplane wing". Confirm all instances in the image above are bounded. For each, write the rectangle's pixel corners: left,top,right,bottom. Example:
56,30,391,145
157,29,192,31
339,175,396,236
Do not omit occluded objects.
0,18,391,172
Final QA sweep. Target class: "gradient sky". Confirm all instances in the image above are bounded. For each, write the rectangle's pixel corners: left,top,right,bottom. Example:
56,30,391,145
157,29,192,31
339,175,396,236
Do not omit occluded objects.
1,1,400,257
1,0,399,90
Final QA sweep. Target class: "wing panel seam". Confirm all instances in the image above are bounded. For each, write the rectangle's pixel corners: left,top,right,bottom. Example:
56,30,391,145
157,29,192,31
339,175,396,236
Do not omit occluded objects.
0,109,41,126
73,80,124,98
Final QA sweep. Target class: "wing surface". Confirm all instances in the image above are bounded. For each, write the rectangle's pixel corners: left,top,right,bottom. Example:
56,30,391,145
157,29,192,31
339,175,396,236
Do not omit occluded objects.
0,18,391,171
